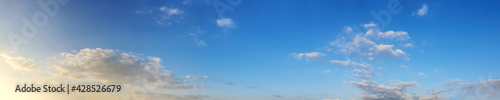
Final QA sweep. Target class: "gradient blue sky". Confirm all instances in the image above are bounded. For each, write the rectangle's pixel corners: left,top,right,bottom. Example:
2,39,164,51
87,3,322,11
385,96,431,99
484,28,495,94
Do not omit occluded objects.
1,0,500,100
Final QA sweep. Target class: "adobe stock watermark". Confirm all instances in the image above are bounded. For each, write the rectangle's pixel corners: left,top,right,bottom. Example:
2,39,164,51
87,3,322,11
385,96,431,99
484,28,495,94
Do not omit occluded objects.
370,0,405,27
465,74,498,100
7,0,70,53
213,0,243,18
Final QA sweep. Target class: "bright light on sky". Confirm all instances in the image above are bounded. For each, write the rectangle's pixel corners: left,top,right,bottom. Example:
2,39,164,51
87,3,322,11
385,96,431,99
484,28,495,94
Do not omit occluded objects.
1,0,500,100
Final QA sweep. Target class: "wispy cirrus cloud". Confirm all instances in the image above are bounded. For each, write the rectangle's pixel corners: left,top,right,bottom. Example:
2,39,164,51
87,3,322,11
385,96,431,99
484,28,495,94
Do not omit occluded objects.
291,52,326,61
136,6,184,25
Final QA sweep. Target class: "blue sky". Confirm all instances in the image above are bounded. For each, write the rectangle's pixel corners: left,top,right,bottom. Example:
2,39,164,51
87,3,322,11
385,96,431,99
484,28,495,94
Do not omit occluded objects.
1,0,500,100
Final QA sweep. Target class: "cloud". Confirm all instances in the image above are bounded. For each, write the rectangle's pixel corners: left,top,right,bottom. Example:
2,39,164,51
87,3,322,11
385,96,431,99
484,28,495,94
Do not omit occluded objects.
329,60,370,68
0,50,36,71
194,39,207,47
416,4,428,16
352,69,374,80
291,52,326,61
137,6,183,25
159,6,181,15
398,65,408,69
272,95,282,98
418,72,425,76
330,23,411,61
404,43,413,48
54,48,201,90
187,28,208,47
185,75,208,81
351,80,420,100
324,70,331,73
375,44,406,59
216,18,236,28
329,60,350,66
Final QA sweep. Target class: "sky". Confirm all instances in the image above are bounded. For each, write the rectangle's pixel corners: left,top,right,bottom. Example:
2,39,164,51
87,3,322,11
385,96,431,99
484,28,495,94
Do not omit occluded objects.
1,0,500,100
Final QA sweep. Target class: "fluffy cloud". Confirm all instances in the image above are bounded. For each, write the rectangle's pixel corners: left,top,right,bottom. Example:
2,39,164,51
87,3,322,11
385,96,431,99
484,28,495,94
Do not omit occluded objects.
54,48,201,90
0,50,36,71
416,4,428,16
159,6,181,15
375,44,406,59
330,23,411,61
291,52,326,61
216,18,236,28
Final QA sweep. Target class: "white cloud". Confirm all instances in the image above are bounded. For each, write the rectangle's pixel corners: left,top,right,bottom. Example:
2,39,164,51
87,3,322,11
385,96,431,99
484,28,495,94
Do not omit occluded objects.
363,22,376,28
377,31,410,41
345,26,353,32
0,50,36,71
330,23,411,61
375,44,406,59
185,75,208,81
54,48,202,90
323,70,331,73
137,6,183,25
330,60,370,68
194,39,207,47
216,18,236,28
403,43,413,48
398,65,408,69
159,6,181,15
329,60,350,66
416,4,428,16
418,72,425,76
291,52,326,61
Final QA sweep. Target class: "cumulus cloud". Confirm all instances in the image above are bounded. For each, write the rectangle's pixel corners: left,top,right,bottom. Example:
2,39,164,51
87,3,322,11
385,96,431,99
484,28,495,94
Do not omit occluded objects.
416,4,428,16
330,23,411,61
375,44,406,59
216,18,236,28
54,48,201,90
0,50,36,71
291,52,326,61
